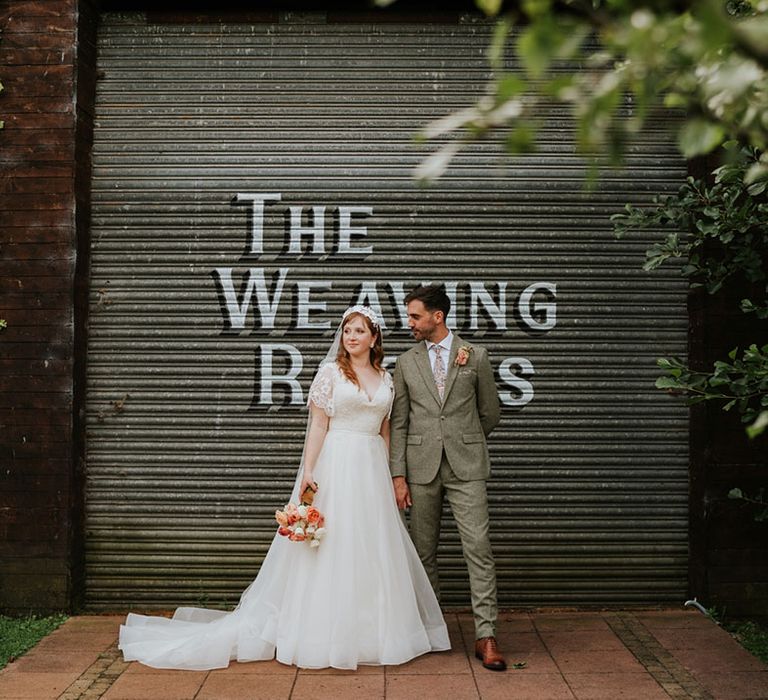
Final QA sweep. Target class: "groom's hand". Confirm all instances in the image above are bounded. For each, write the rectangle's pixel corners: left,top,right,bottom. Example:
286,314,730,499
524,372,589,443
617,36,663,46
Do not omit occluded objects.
392,476,412,510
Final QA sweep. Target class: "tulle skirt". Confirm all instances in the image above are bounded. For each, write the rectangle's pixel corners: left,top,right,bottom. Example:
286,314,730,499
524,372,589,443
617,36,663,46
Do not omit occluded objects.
119,429,450,670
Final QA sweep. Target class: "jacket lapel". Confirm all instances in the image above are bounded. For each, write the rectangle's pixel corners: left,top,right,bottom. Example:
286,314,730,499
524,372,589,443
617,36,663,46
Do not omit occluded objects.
441,334,463,404
413,343,442,407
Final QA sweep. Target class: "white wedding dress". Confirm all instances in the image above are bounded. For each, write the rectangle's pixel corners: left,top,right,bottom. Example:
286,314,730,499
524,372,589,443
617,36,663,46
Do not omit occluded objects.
119,362,450,670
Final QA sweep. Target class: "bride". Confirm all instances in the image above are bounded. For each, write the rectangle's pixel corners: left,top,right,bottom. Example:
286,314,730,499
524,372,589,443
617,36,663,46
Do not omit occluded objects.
119,306,450,670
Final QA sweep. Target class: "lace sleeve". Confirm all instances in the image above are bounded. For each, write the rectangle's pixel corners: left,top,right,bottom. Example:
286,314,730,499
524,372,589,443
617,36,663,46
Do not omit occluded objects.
307,363,336,417
383,370,394,420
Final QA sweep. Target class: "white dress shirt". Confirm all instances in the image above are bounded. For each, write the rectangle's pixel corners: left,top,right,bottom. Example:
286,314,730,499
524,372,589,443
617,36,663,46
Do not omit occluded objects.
426,331,454,374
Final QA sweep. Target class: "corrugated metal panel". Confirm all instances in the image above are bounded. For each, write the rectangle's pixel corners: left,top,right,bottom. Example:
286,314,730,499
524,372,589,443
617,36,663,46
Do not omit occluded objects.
85,11,689,610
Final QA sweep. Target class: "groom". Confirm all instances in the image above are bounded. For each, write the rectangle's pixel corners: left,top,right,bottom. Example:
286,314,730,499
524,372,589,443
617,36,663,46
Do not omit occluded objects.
390,284,506,671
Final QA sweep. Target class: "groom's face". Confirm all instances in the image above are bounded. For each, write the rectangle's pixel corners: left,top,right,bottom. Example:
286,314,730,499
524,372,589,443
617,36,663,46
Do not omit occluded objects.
406,300,443,343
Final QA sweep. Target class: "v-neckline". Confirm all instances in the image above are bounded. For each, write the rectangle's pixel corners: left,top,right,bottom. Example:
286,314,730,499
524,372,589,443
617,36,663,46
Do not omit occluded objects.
360,376,384,403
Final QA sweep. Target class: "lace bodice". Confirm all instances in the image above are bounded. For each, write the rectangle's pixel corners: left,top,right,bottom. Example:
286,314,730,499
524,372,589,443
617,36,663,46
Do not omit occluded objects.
308,363,393,435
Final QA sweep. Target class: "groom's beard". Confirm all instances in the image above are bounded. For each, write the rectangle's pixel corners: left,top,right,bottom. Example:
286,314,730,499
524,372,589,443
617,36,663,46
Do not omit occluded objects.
410,325,441,343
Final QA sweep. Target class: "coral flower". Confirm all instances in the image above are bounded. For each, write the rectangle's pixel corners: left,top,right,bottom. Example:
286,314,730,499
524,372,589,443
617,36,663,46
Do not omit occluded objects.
285,503,300,524
454,346,471,366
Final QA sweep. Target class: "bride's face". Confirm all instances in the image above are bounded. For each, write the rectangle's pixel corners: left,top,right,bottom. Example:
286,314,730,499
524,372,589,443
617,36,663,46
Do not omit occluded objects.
342,315,375,359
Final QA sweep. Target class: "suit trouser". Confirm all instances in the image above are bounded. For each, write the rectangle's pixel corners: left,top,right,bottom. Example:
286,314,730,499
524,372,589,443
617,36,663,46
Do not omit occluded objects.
408,452,498,639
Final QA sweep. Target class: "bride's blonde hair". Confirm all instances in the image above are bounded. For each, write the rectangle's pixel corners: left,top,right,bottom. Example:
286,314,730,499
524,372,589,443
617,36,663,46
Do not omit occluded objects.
336,311,384,387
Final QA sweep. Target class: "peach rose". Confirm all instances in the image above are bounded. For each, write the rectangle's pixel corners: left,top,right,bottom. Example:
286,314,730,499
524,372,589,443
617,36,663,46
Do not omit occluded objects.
285,503,299,524
275,510,289,527
306,507,321,525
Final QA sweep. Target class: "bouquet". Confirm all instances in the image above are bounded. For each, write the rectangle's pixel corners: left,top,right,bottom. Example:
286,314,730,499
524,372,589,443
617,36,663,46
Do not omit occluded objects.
275,485,326,548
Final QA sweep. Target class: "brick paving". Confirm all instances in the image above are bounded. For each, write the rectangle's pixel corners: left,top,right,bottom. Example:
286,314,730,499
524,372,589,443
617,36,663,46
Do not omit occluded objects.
0,609,766,699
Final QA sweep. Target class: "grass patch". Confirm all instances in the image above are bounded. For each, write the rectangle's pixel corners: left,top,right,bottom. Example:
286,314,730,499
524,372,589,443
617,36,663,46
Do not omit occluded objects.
729,620,768,665
0,614,68,670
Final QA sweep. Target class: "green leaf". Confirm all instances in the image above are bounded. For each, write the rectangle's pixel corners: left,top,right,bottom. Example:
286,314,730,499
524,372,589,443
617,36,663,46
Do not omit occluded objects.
728,488,744,500
505,124,536,154
744,160,768,185
748,181,767,196
488,17,514,69
678,119,726,159
663,92,688,109
656,376,681,389
517,24,551,79
476,0,504,16
521,0,552,19
496,75,527,101
746,411,768,439
517,16,565,79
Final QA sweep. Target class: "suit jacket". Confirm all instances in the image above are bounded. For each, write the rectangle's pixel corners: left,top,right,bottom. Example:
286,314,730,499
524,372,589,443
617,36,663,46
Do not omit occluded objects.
390,334,501,484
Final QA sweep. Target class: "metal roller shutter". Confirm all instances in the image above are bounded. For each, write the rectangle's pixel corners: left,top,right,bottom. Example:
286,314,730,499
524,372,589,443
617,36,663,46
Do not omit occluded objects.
85,11,689,610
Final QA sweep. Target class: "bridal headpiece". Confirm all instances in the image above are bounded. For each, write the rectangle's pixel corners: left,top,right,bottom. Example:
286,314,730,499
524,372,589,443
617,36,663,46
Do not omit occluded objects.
342,305,381,331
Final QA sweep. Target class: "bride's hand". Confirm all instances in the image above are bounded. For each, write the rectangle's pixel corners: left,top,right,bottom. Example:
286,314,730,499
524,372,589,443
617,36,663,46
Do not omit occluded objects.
300,470,318,497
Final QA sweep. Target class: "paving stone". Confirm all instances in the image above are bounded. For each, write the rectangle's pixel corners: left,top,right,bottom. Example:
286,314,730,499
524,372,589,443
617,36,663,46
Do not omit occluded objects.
32,632,117,653
564,671,671,699
0,670,83,699
386,672,479,700
692,671,768,700
648,625,745,652
61,616,123,632
548,648,646,674
473,671,575,700
293,672,385,699
387,648,471,675
100,670,207,699
635,611,717,631
539,630,627,652
671,646,768,674
534,615,613,632
196,672,297,700
8,650,102,674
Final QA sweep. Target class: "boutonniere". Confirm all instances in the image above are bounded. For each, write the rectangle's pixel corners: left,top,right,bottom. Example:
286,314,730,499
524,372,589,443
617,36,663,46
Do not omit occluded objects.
454,345,472,366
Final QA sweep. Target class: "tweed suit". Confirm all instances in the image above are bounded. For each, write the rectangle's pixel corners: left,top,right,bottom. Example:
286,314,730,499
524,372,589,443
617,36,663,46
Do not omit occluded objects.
390,334,501,638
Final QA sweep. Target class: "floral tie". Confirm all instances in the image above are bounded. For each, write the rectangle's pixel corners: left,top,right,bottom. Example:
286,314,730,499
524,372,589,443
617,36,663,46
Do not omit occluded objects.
433,344,446,399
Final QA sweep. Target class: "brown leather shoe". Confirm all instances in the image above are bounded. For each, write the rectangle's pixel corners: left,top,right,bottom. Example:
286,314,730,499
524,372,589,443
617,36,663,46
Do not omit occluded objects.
474,636,507,671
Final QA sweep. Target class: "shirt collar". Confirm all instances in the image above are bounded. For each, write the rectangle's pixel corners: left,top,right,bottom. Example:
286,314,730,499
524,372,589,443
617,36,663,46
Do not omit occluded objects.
426,330,453,353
